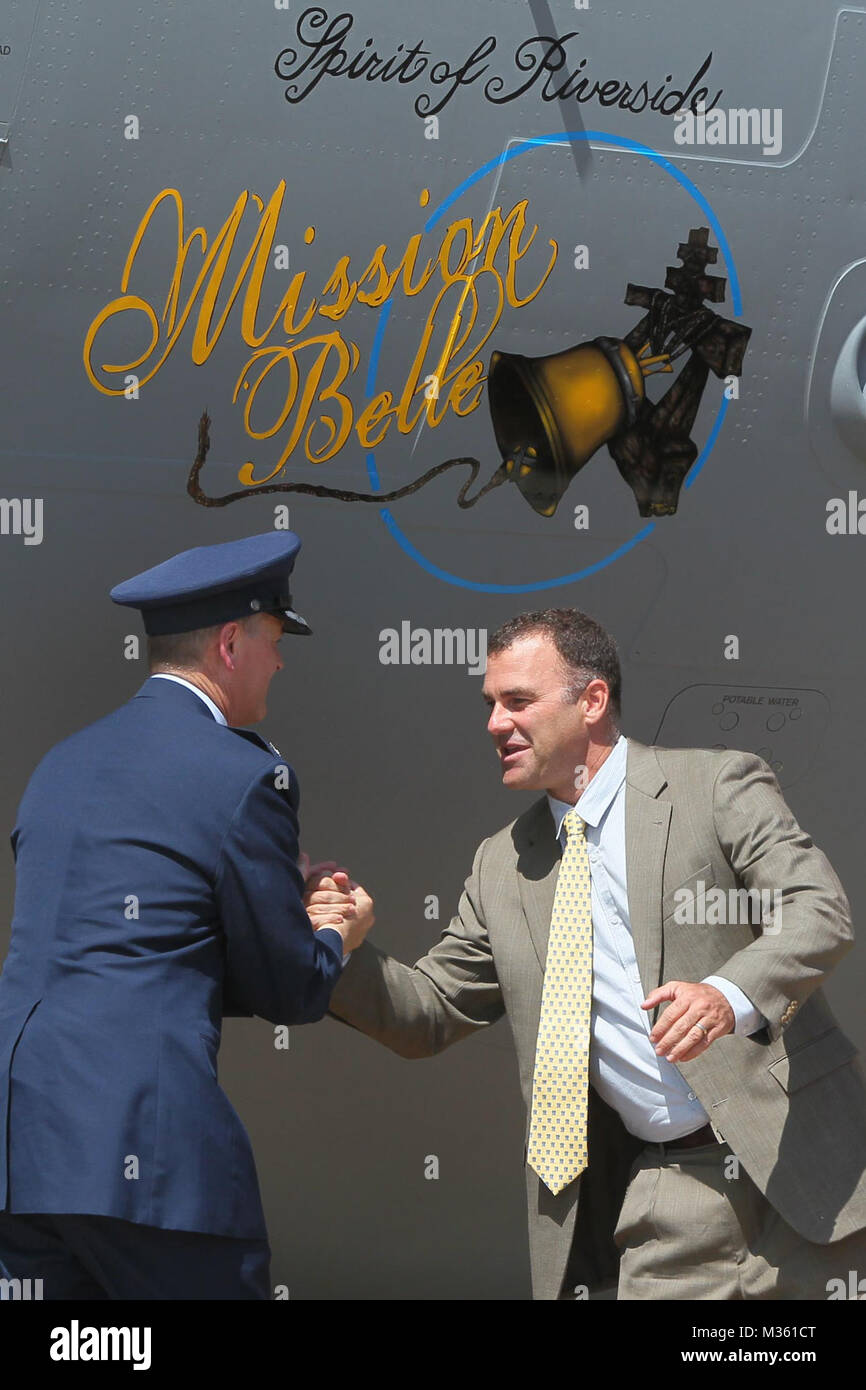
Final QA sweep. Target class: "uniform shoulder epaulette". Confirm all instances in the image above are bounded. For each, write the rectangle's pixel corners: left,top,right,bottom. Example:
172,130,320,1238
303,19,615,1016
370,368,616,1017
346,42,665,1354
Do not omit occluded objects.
229,727,281,757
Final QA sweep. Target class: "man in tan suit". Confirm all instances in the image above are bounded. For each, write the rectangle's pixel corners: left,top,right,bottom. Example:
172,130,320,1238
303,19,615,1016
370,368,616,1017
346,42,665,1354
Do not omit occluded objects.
309,609,866,1299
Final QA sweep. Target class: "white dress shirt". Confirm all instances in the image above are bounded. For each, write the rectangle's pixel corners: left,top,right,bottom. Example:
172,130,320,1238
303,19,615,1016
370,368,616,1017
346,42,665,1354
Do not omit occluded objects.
546,734,766,1142
151,673,228,724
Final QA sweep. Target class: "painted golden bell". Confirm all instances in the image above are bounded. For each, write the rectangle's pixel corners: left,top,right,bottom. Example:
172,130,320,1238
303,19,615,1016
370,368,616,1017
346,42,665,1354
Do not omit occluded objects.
486,336,648,516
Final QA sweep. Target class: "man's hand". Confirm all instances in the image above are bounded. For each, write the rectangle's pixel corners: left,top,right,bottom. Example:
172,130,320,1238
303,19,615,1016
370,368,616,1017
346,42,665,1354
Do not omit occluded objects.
298,852,344,893
642,981,735,1063
307,871,375,954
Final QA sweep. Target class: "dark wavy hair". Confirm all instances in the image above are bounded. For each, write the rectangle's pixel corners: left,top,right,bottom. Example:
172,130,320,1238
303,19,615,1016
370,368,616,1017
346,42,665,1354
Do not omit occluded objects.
487,609,622,719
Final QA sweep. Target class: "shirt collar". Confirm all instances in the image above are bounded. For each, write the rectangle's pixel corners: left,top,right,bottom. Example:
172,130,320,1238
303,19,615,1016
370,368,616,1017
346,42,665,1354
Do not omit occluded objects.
547,734,628,839
150,673,228,726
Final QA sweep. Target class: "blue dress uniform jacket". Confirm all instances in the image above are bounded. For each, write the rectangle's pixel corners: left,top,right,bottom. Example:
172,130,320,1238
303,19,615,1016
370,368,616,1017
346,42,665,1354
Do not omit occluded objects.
0,675,342,1240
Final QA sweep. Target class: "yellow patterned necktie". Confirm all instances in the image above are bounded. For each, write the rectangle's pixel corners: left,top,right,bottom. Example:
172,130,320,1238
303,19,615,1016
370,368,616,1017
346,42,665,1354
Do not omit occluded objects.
527,807,593,1196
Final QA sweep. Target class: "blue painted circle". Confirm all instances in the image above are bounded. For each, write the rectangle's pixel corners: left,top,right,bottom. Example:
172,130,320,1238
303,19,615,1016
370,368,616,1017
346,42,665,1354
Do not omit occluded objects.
365,131,741,593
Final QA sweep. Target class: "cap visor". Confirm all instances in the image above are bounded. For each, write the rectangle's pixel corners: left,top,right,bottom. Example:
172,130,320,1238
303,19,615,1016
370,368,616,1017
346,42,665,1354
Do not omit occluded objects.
281,607,312,636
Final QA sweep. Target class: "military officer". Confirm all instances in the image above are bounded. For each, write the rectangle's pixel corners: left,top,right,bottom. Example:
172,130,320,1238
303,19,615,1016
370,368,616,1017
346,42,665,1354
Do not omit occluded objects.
0,530,370,1299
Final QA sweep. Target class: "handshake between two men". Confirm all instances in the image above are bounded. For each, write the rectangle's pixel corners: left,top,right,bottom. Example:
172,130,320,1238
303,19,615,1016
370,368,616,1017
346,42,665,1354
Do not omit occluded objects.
301,856,374,952
8,527,861,1304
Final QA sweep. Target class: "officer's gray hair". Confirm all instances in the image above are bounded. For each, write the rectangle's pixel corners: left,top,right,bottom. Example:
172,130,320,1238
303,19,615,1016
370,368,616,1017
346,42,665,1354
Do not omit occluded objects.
147,615,258,672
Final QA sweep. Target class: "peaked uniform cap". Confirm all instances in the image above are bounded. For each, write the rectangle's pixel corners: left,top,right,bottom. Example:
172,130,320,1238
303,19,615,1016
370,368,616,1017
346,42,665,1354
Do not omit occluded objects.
110,531,312,636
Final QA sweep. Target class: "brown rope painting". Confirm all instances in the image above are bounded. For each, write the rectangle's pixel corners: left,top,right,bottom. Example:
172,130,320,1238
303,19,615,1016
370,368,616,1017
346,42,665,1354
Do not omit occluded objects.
187,412,508,510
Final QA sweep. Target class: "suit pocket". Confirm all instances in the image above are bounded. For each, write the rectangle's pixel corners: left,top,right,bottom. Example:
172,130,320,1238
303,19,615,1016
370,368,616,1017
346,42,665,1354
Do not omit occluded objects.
613,1161,659,1251
768,1027,859,1093
662,863,715,923
0,997,43,1068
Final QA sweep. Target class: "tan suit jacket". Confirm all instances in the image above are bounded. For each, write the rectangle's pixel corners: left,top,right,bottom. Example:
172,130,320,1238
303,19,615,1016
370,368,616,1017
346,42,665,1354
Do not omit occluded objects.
329,740,866,1299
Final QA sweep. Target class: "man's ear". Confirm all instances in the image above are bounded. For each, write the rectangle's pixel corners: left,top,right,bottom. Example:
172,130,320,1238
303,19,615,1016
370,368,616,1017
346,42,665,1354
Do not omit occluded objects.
582,677,611,724
217,621,241,671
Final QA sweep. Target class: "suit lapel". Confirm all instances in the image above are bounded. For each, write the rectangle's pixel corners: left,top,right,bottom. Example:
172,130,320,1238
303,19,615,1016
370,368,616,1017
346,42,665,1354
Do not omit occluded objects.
624,741,671,1004
515,798,560,971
